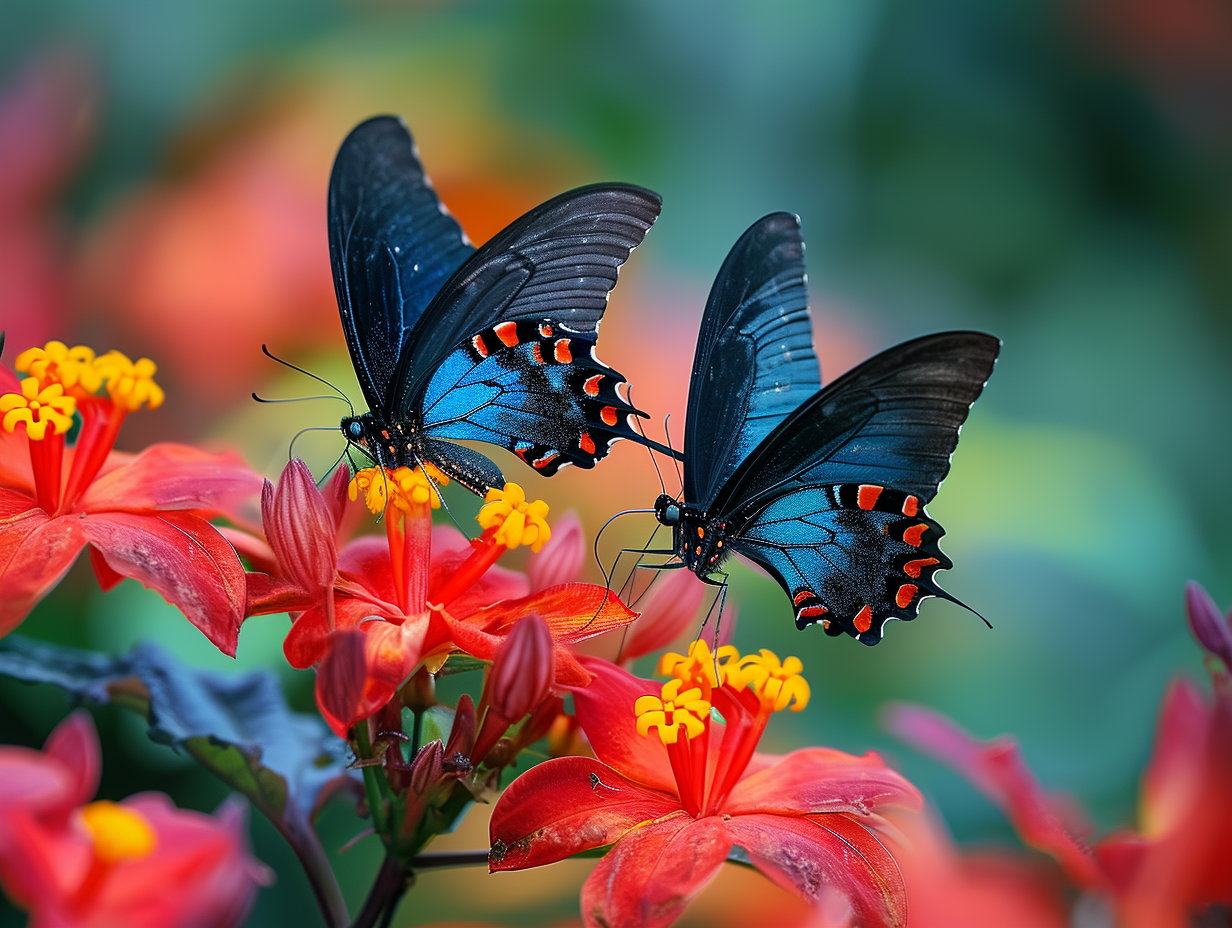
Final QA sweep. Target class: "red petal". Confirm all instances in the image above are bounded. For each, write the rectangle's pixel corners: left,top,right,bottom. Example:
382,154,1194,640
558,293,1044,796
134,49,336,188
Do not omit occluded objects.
338,535,397,603
0,435,33,497
244,572,315,617
580,814,731,928
489,756,679,871
429,545,528,617
458,582,635,641
283,605,330,669
724,747,922,817
88,543,124,591
0,507,85,637
1139,677,1210,837
725,812,907,928
620,569,706,662
41,710,100,809
315,620,426,737
80,511,247,657
77,443,263,526
885,702,1102,887
571,656,678,795
527,509,584,592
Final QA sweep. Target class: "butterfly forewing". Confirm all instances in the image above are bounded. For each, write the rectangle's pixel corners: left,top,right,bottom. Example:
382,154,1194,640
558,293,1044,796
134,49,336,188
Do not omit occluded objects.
327,116,474,414
683,212,820,509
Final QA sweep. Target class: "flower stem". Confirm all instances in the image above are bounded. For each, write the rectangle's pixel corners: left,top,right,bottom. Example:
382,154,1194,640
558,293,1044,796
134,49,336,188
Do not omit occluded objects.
283,811,351,928
351,854,408,928
409,849,491,869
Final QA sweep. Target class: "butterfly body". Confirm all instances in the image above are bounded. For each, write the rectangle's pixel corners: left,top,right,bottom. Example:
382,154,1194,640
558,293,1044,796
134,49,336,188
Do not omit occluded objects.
328,115,663,494
657,211,999,644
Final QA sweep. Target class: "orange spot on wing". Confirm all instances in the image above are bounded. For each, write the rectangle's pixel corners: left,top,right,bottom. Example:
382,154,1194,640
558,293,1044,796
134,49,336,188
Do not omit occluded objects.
533,451,559,470
538,323,553,338
857,484,882,510
902,495,919,517
554,339,572,363
854,605,873,633
495,321,519,347
793,590,812,606
601,406,618,427
903,523,929,547
472,334,489,358
579,432,595,455
798,605,828,619
530,343,545,364
896,584,918,608
903,557,939,579
584,374,603,397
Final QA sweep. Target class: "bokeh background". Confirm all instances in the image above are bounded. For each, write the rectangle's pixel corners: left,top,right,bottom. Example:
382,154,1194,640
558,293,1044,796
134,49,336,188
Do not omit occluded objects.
2,0,1231,924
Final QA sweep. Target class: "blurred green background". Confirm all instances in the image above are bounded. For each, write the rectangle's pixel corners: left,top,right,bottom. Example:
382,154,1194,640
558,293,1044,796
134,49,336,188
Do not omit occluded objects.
3,0,1231,924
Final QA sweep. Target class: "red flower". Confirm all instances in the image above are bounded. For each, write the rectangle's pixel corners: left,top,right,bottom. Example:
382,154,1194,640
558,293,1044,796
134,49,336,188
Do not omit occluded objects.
489,642,921,928
245,462,637,736
888,583,1232,928
0,711,268,928
0,341,262,653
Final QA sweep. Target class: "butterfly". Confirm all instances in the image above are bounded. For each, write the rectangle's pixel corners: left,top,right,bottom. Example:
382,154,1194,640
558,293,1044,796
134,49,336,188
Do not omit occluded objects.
329,115,672,495
651,212,1000,644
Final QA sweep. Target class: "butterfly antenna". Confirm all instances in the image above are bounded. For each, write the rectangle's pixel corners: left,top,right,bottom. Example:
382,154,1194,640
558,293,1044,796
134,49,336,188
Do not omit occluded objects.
261,344,354,415
629,389,666,497
663,414,683,496
252,392,353,406
320,446,350,488
593,509,655,590
288,426,343,462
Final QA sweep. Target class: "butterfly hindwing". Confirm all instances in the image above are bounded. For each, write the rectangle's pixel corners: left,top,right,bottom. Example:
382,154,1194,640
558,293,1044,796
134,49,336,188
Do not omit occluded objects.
418,320,642,477
684,212,820,509
732,483,953,644
327,116,474,413
399,184,662,480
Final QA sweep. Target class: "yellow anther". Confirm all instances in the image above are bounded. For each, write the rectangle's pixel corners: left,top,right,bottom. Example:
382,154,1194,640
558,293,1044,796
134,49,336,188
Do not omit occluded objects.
93,350,164,412
657,639,719,690
79,801,157,863
477,483,551,552
0,378,76,440
348,464,448,515
634,678,711,745
15,341,102,397
737,649,810,712
349,467,389,514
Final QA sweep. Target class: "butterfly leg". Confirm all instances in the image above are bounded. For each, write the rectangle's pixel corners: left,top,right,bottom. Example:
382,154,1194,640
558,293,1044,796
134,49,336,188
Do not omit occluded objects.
696,571,730,652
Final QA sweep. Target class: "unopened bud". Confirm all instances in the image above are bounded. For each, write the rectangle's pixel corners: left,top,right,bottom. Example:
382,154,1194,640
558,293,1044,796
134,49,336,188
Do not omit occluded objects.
408,740,444,797
1186,581,1232,669
489,613,554,721
262,458,337,595
445,694,476,760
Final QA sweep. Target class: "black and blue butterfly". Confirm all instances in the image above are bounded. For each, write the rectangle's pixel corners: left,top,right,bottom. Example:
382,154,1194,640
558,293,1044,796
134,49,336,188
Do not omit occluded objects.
329,115,673,494
650,212,1000,644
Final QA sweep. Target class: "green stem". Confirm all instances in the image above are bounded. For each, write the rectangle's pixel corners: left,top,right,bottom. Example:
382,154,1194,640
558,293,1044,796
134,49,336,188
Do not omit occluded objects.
411,708,424,757
353,724,390,836
283,810,351,928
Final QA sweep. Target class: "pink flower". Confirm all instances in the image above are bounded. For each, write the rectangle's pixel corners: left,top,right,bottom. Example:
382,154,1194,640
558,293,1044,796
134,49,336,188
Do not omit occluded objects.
490,643,920,928
0,711,268,928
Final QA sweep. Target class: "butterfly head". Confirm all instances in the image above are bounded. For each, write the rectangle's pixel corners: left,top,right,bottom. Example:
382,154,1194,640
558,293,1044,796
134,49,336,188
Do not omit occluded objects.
341,413,412,470
654,494,681,527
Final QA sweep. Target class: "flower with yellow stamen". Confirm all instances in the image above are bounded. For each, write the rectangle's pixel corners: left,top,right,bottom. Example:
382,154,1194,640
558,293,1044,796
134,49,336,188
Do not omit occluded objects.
477,483,551,551
657,639,721,690
634,677,711,745
0,378,76,440
93,350,164,412
737,649,810,712
78,801,157,863
15,340,102,397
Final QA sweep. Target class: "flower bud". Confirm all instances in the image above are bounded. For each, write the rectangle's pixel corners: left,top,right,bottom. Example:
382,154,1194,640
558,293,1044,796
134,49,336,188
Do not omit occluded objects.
528,510,584,591
489,613,555,722
322,464,351,532
408,740,444,797
445,694,477,760
621,570,706,663
262,458,337,596
1185,581,1232,669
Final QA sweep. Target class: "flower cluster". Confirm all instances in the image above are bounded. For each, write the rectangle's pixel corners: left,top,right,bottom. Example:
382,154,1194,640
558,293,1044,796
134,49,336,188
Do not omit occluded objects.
0,339,261,652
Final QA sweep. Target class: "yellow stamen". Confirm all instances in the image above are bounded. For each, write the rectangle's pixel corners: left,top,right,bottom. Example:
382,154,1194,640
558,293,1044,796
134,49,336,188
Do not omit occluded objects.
79,801,157,863
737,649,810,711
477,483,551,551
634,678,711,745
0,378,76,440
657,639,722,690
93,350,164,412
348,464,448,515
15,341,102,397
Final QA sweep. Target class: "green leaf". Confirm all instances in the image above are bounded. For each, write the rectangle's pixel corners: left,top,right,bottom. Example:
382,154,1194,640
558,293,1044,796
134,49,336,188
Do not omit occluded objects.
0,635,354,832
435,653,488,677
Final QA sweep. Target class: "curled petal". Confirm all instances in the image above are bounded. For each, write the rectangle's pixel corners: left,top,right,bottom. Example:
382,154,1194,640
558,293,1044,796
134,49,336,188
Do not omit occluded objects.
885,702,1101,888
458,583,635,640
80,511,247,657
315,620,426,737
724,813,907,928
490,756,679,872
41,710,101,811
579,814,731,928
0,507,85,637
